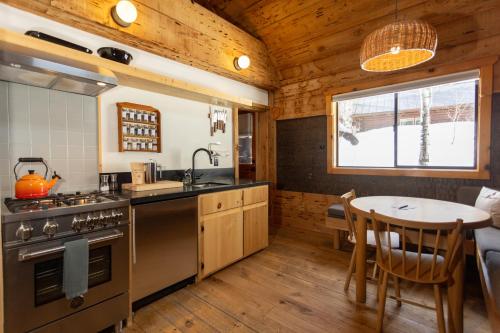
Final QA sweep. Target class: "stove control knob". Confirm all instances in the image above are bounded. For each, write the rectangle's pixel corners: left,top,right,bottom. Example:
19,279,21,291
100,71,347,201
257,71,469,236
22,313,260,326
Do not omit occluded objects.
43,220,58,238
102,212,112,226
72,216,85,232
86,214,98,230
98,212,108,227
16,222,33,241
111,210,123,225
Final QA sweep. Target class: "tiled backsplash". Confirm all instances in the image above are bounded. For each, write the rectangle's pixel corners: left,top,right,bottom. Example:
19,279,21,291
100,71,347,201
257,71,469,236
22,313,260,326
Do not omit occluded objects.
0,82,98,198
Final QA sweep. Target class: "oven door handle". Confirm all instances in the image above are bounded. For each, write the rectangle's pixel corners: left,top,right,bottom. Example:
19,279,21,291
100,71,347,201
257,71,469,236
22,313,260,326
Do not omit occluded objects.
18,229,124,262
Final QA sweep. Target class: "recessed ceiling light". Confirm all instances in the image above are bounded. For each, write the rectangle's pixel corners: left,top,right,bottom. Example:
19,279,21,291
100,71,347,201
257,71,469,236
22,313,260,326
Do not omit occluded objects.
96,82,107,87
111,0,138,27
234,55,250,70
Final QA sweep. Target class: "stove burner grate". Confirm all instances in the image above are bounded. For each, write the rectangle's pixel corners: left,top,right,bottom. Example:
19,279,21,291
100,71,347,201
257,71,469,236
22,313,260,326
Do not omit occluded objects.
4,191,115,213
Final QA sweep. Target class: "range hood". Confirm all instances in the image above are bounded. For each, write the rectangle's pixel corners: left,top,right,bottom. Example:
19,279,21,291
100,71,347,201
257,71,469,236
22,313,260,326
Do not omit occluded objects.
0,50,117,96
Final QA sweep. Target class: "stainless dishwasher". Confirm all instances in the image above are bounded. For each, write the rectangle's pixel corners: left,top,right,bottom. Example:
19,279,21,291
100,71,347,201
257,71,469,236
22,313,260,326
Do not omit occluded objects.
131,196,198,302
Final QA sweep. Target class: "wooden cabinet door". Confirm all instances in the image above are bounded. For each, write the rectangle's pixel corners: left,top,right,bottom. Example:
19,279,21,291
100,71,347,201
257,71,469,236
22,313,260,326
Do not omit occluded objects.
201,209,243,276
243,202,269,256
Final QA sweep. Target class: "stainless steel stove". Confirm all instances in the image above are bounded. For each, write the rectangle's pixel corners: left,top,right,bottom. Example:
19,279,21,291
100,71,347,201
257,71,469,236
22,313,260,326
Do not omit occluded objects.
2,191,130,333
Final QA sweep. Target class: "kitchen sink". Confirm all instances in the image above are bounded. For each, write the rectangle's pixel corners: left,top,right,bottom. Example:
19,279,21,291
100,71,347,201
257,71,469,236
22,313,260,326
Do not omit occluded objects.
191,182,229,188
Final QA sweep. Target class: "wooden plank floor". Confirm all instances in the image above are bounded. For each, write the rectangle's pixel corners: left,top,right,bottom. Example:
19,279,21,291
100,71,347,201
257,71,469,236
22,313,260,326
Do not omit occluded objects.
125,227,491,333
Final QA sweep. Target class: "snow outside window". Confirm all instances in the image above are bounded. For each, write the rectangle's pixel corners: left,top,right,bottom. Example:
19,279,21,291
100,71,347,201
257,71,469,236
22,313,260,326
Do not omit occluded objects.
335,78,478,169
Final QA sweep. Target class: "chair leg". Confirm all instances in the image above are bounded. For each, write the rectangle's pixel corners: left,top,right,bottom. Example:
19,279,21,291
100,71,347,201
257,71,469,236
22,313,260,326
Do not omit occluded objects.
344,245,356,292
376,271,389,333
333,229,341,250
372,262,379,280
393,276,401,307
433,285,446,333
376,268,383,301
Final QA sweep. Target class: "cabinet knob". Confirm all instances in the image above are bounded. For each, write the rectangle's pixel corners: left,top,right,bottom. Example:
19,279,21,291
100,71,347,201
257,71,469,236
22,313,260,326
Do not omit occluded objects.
217,202,222,209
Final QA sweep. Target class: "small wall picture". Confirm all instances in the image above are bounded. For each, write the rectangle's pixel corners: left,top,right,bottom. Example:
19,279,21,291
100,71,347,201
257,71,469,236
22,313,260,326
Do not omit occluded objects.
209,106,228,136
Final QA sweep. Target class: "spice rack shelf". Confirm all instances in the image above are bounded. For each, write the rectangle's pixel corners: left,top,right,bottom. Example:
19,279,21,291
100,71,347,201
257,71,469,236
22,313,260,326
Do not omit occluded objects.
123,134,157,139
117,102,161,153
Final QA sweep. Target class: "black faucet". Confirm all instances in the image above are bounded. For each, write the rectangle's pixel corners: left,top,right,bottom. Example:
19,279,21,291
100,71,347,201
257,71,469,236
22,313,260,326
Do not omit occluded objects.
192,148,213,184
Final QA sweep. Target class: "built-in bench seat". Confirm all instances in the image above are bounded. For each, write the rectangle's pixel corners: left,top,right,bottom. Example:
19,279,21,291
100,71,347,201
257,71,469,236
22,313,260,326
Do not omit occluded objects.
475,227,500,258
327,203,345,219
326,202,348,249
485,251,500,309
460,186,500,332
475,226,500,331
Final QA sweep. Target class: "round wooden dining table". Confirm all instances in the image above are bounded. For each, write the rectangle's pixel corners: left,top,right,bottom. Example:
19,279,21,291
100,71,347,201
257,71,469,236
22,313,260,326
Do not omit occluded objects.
350,196,491,333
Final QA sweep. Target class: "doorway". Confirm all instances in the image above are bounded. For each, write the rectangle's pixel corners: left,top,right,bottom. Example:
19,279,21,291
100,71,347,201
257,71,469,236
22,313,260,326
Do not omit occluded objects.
238,111,256,180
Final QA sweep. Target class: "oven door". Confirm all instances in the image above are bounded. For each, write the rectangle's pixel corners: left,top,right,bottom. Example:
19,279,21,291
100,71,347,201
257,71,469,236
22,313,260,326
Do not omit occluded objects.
4,226,129,333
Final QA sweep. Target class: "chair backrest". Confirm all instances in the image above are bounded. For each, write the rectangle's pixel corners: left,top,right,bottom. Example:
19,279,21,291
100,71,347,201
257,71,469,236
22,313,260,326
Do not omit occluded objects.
341,190,357,241
369,209,464,284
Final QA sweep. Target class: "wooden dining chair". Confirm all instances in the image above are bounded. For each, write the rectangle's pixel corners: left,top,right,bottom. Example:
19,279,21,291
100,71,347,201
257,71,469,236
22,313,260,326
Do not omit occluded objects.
341,190,399,292
369,209,464,333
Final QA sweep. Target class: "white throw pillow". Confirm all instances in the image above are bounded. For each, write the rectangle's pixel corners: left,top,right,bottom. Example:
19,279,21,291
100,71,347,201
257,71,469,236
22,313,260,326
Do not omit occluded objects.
475,187,500,228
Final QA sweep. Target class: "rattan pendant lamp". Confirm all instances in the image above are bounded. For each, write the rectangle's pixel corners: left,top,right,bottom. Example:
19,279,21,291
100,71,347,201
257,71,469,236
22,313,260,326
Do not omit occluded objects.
360,0,438,72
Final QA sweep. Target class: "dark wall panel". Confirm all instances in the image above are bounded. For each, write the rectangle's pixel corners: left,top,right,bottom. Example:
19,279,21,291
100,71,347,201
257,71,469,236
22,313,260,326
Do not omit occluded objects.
276,94,500,202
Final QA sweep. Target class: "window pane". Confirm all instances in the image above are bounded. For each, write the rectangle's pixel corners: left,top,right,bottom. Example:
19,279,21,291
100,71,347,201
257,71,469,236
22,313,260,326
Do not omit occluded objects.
396,80,477,168
337,93,395,167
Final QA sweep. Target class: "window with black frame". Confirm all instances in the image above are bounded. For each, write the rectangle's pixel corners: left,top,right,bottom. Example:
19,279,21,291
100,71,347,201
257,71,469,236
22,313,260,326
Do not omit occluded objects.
334,72,479,170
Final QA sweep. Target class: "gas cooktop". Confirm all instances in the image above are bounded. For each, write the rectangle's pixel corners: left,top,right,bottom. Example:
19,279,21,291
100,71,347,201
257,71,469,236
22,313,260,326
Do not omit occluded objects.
3,191,122,214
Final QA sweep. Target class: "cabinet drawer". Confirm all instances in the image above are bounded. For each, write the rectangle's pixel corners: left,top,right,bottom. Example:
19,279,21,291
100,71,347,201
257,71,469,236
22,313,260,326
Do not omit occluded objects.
243,185,268,206
199,189,243,215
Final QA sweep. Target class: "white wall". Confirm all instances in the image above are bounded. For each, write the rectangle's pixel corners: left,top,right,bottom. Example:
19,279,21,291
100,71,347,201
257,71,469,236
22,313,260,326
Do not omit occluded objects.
100,86,232,173
0,82,98,198
0,3,268,106
0,3,266,179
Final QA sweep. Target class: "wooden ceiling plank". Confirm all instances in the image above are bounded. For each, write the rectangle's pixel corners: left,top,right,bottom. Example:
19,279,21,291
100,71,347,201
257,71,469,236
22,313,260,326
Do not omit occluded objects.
278,6,500,85
272,2,500,70
150,1,263,49
193,0,264,32
232,0,328,33
267,0,500,69
253,0,423,49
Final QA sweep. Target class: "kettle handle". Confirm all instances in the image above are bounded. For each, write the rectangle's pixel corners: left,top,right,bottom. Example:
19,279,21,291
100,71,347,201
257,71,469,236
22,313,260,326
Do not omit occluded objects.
13,157,48,180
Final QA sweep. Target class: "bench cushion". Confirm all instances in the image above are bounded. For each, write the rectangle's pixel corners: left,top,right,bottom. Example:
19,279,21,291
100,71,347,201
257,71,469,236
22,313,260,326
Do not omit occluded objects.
327,203,345,219
485,251,500,309
475,227,500,257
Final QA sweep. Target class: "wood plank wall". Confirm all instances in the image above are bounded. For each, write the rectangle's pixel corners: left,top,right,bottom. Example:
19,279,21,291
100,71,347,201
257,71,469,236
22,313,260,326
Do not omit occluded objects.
268,1,500,234
1,0,278,89
272,2,500,120
273,190,339,235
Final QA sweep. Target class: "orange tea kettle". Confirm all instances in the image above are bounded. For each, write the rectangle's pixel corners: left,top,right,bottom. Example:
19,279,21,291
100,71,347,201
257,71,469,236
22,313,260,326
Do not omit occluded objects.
14,158,61,199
